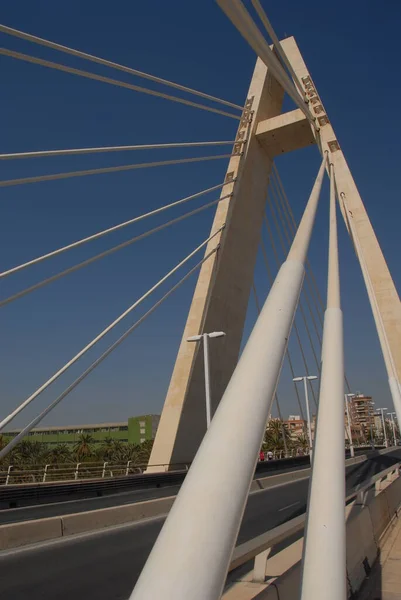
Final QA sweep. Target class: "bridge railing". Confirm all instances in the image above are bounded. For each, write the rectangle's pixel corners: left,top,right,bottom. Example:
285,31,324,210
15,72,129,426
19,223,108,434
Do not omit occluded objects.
0,460,191,486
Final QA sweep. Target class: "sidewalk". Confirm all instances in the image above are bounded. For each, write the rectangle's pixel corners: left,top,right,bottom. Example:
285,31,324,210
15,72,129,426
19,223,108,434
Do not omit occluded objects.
358,514,401,600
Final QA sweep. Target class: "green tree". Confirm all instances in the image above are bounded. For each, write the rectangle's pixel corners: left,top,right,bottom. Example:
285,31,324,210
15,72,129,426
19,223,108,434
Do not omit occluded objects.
98,437,115,461
73,434,94,460
48,444,72,464
138,440,154,465
263,420,291,455
295,434,309,454
120,443,140,463
11,439,49,466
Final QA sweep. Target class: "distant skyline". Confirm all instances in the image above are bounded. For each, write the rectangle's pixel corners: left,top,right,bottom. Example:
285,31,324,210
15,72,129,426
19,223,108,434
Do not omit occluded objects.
1,0,400,429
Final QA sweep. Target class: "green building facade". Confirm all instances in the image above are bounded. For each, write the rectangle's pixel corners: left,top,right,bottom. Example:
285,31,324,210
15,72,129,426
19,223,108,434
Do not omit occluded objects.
3,414,160,446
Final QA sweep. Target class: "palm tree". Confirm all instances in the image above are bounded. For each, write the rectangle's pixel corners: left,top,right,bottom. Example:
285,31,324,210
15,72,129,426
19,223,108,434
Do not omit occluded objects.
73,434,94,460
98,437,115,461
295,434,309,455
12,440,49,467
48,444,72,464
263,419,291,456
137,440,154,466
109,440,124,463
120,443,141,463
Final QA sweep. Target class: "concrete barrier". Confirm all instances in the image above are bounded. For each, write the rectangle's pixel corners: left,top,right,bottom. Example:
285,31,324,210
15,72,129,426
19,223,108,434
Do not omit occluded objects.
0,516,62,550
368,491,391,542
346,505,377,592
224,469,401,600
384,475,401,517
62,495,175,536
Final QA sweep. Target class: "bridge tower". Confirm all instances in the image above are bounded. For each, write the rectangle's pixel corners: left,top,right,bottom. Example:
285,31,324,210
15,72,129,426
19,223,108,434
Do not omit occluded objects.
149,36,401,469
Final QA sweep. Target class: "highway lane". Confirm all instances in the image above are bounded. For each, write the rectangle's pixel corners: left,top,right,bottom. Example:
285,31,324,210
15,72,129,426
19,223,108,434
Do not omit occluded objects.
0,483,182,526
0,450,399,600
0,460,312,525
0,447,376,525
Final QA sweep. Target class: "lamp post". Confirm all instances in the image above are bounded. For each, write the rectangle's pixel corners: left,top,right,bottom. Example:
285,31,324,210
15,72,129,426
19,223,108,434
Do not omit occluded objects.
389,412,397,446
293,375,318,458
376,407,388,447
187,331,226,428
344,393,355,457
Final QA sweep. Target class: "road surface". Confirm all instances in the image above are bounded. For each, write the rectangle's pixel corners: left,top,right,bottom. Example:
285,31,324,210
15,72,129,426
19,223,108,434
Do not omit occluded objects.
0,450,399,600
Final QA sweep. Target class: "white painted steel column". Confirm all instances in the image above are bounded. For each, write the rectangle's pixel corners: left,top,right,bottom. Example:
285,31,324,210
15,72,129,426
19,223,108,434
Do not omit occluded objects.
389,413,397,445
300,163,346,600
203,333,212,428
380,408,388,447
303,378,313,458
344,394,355,457
340,192,401,431
130,157,326,600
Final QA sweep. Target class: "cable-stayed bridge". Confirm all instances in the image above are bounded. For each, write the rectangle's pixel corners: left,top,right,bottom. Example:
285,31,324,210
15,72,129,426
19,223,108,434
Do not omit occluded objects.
0,2,400,600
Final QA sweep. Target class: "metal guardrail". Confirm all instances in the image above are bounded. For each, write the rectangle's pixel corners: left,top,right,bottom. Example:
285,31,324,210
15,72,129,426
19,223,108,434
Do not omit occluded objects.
228,461,401,583
0,447,385,510
0,461,189,486
0,445,380,487
0,455,313,509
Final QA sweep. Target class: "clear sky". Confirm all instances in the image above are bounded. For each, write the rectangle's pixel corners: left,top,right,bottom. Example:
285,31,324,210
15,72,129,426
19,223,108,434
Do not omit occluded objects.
1,0,400,429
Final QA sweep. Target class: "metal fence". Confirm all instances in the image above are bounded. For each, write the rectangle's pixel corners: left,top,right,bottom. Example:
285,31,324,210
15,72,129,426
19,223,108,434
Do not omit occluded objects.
0,460,189,486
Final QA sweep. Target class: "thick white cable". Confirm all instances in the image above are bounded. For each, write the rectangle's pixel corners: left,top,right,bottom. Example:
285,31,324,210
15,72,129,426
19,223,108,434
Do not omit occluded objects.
250,0,305,96
0,232,223,432
216,0,316,128
0,247,219,457
0,48,241,120
1,183,230,278
0,141,238,161
0,24,243,111
0,153,233,188
0,196,228,307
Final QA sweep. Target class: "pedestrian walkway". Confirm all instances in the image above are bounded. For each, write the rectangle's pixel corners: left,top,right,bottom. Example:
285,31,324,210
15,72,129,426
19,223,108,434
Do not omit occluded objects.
358,514,401,599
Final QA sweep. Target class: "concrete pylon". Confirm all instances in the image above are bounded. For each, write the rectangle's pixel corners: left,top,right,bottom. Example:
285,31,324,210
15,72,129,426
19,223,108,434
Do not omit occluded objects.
150,36,400,470
148,58,288,469
280,37,401,392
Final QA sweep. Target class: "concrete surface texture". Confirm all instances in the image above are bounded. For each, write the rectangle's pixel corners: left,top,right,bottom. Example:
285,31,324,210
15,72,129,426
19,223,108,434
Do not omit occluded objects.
149,57,285,468
281,36,401,383
222,467,401,600
358,506,401,600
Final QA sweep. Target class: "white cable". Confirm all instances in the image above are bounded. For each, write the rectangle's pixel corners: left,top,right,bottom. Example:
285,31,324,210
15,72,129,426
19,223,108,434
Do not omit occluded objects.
0,232,223,433
0,24,243,111
0,196,228,307
216,0,316,128
0,246,220,458
250,0,305,96
0,141,238,161
0,48,241,120
0,153,233,188
1,183,231,278
1,254,218,459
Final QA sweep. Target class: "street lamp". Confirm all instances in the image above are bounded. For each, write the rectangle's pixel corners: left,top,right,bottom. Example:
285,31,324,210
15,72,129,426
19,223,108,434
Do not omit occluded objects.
344,393,355,457
187,331,226,428
376,407,388,447
389,412,397,445
293,375,318,458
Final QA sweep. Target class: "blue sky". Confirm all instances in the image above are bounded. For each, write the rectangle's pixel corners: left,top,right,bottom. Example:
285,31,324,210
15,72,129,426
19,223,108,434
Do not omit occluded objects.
1,0,400,428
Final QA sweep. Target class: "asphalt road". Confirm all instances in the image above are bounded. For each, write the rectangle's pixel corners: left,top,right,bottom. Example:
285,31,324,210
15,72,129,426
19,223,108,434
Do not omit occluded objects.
0,460,311,525
0,448,374,525
0,449,399,600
